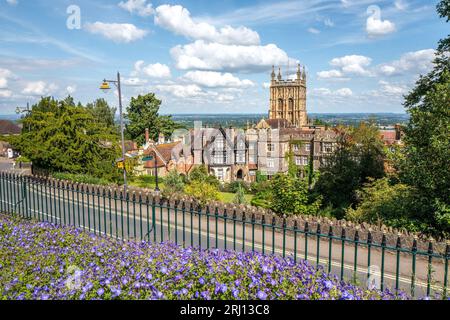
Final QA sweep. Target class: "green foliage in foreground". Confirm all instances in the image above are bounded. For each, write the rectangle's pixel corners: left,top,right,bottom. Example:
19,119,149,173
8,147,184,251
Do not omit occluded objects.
162,170,185,198
185,180,220,207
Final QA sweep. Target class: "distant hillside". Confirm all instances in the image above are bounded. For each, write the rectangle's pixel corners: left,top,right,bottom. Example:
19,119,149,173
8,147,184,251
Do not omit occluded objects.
1,113,409,129
169,113,409,128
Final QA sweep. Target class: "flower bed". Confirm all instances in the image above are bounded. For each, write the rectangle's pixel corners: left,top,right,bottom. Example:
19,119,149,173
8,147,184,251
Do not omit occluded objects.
0,213,409,300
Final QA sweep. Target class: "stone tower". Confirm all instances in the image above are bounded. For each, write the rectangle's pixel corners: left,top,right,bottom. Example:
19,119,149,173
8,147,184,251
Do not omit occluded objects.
268,64,307,127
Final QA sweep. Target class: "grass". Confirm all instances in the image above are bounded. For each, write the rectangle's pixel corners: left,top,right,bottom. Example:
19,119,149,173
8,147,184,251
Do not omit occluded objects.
129,176,253,204
218,192,253,204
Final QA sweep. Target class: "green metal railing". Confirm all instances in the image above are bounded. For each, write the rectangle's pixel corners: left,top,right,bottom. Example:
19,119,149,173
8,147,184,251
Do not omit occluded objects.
0,172,449,298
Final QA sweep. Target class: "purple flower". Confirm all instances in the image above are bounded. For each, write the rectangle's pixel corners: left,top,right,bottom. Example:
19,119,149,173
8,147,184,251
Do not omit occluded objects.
160,266,168,274
257,291,267,300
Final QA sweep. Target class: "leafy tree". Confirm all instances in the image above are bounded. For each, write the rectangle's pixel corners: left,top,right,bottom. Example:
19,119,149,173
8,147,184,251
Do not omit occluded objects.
188,165,220,188
393,1,450,237
125,93,180,145
314,128,360,216
9,97,121,181
233,183,247,205
314,123,385,217
86,98,117,129
255,170,268,183
285,150,299,178
270,173,322,216
185,180,219,207
345,178,431,234
352,121,385,184
163,169,185,198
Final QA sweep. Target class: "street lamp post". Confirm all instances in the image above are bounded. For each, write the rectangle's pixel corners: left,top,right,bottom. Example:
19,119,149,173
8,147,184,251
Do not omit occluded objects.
143,149,160,193
100,72,127,194
16,102,31,131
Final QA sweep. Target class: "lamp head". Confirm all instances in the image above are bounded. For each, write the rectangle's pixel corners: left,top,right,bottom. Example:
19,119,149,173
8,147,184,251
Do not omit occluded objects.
100,80,111,93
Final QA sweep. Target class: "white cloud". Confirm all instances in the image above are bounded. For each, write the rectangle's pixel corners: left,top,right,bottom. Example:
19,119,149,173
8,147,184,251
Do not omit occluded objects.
6,0,18,6
262,82,270,89
22,81,58,96
132,60,171,78
394,0,408,11
0,89,13,98
66,85,76,94
308,28,320,34
371,80,408,98
317,69,345,80
84,22,148,43
312,87,352,97
335,88,353,96
154,4,260,46
170,40,296,72
118,0,153,17
0,68,14,89
329,55,372,76
366,6,396,38
378,49,435,76
154,84,207,98
217,94,235,102
0,78,8,89
182,71,254,88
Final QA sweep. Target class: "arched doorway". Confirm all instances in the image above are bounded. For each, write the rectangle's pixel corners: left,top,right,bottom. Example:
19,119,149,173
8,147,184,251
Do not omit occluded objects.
236,169,243,180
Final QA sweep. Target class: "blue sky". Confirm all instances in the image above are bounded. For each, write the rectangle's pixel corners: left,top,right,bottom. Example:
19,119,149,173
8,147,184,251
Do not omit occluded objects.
0,0,446,115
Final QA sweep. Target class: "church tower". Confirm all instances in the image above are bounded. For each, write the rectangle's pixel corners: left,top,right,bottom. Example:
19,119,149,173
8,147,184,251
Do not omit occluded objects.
268,64,307,127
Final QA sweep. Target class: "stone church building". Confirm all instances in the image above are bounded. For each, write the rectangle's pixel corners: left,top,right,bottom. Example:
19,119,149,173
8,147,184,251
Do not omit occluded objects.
141,65,338,183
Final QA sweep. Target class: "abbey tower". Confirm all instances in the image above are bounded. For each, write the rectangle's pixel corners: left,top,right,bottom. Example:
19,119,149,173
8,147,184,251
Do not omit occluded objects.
268,64,307,127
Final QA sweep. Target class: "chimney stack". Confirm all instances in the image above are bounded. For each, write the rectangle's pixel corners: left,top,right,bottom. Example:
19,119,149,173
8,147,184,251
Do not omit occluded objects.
145,128,149,143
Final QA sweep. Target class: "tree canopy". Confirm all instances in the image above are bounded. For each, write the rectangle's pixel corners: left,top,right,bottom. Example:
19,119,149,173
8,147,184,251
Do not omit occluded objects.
125,93,181,145
86,98,117,129
10,96,122,181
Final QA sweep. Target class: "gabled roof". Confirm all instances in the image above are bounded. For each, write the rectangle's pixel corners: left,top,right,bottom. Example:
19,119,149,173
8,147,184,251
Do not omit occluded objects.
143,142,181,168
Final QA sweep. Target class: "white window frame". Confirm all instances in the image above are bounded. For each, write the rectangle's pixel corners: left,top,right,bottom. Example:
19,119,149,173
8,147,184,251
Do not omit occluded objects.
305,143,311,152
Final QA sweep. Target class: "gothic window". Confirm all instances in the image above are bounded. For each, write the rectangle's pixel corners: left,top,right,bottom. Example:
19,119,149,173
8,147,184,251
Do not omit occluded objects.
288,98,294,111
278,98,283,111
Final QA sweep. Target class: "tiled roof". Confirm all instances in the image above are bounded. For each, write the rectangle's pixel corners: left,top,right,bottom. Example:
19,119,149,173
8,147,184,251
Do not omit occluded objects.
0,120,21,135
144,142,181,168
265,118,292,129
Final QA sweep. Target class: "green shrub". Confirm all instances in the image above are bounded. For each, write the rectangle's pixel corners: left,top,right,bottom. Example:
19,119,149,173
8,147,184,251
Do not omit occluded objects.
185,180,219,207
163,170,185,198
